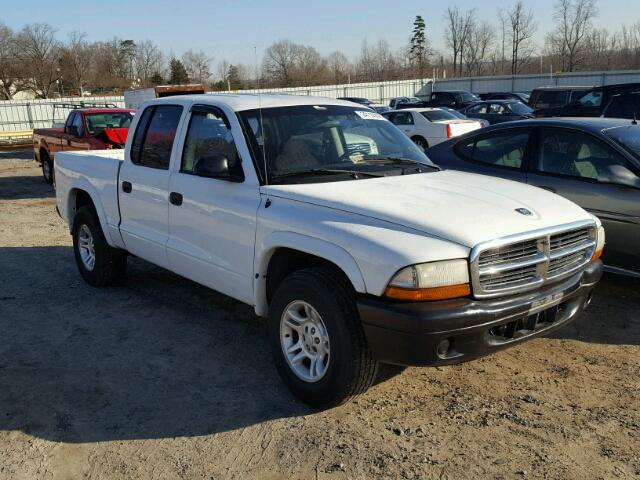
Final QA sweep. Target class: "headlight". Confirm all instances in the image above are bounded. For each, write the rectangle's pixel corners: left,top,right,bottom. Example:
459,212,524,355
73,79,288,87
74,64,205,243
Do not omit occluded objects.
592,225,605,261
384,259,471,301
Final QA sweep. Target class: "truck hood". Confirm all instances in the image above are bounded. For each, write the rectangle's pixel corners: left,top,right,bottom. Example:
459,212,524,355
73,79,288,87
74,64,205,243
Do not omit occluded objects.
261,170,593,248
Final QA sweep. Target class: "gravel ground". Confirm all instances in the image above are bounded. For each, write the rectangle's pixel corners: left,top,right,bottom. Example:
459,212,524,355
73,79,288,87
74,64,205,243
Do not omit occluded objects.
0,150,638,480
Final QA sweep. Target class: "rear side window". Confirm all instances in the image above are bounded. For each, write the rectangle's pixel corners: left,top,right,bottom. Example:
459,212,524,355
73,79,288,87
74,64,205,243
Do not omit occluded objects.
604,95,640,119
467,104,488,114
534,91,568,109
389,112,414,125
578,90,603,107
459,131,530,169
130,105,183,169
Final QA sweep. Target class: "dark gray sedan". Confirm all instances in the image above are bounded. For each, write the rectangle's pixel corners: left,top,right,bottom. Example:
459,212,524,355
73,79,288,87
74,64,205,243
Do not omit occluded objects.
462,100,535,125
426,118,640,277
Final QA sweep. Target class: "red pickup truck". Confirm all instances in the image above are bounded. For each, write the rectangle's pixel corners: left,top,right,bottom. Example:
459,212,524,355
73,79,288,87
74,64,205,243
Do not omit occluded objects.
33,107,135,183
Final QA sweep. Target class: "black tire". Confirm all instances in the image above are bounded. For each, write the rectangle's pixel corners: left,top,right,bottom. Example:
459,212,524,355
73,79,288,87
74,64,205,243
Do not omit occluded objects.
72,206,127,287
41,152,54,184
412,136,429,151
268,266,378,409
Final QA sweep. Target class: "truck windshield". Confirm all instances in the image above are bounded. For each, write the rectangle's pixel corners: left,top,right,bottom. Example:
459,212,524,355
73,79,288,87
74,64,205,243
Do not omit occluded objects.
85,112,134,136
239,105,435,184
603,125,640,160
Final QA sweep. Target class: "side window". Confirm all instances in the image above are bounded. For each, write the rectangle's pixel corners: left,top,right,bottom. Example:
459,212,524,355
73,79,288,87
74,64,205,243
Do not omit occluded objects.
467,104,487,114
131,105,183,169
489,104,506,114
536,128,629,180
579,90,603,107
463,131,530,169
535,91,567,109
71,113,83,136
389,112,413,125
65,112,76,134
181,109,241,175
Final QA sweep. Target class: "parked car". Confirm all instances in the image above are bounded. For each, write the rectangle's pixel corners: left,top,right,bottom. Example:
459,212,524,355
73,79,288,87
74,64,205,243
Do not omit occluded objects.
336,96,372,106
424,90,481,110
54,94,603,407
382,108,483,150
389,96,423,109
462,100,535,125
33,106,135,183
426,118,640,276
482,92,531,103
601,90,640,120
536,83,640,118
529,86,591,116
369,103,393,114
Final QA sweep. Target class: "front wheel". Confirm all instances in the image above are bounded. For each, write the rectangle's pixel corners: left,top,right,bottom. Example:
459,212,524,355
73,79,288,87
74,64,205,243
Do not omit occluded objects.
411,136,429,151
268,267,378,409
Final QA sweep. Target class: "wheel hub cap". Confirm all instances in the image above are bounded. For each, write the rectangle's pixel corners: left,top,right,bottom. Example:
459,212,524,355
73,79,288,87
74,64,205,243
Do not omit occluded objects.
280,300,330,383
78,224,96,271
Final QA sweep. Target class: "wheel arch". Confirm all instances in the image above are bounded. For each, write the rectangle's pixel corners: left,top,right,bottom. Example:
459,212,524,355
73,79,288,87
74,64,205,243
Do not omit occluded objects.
66,184,119,247
411,135,429,148
254,232,367,317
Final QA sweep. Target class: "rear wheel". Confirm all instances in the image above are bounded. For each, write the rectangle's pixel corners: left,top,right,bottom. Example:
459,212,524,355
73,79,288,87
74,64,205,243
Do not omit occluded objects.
72,206,127,286
411,136,429,151
41,152,53,184
268,266,378,409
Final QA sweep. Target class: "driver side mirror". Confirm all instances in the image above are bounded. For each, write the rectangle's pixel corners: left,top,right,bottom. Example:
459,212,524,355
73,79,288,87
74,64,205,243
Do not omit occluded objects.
597,164,640,188
193,154,244,183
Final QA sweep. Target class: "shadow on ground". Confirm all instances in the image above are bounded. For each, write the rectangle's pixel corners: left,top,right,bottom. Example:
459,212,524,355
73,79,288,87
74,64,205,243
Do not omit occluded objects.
0,148,33,161
0,246,637,444
0,174,54,200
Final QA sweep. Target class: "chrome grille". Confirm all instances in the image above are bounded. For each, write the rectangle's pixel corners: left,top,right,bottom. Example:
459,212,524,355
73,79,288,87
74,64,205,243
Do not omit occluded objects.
471,222,596,298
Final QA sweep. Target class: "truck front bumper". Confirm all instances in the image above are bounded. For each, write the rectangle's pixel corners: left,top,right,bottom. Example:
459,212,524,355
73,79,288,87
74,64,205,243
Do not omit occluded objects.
358,260,602,366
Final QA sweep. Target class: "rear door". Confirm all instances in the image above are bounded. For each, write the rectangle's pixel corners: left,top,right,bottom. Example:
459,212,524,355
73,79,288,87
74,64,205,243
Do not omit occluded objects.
526,127,640,271
118,104,185,268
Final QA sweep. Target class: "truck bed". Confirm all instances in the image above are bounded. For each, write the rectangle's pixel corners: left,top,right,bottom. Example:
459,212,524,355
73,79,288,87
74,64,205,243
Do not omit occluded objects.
55,150,126,249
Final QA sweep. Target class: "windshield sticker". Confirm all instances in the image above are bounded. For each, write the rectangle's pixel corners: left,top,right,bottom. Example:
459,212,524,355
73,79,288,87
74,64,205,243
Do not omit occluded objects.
355,110,386,121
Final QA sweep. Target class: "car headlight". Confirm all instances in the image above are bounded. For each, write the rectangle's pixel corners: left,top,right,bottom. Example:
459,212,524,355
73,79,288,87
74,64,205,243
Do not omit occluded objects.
384,259,471,301
592,225,605,261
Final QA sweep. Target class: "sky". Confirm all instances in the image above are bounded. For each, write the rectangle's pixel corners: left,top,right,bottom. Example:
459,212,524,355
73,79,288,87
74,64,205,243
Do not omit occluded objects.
2,0,638,68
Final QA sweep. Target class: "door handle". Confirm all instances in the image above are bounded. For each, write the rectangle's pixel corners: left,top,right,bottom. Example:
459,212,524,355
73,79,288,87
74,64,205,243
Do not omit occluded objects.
169,192,183,206
535,185,556,193
122,181,132,193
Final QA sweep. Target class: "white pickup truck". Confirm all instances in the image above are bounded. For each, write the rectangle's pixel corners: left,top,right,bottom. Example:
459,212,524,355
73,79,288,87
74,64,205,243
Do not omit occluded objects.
55,94,604,408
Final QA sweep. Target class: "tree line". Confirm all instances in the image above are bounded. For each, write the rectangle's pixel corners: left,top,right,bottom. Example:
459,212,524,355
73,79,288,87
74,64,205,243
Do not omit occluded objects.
0,0,639,99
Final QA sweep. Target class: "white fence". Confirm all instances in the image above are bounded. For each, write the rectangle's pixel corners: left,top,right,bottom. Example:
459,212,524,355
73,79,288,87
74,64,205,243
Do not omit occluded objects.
1,69,639,132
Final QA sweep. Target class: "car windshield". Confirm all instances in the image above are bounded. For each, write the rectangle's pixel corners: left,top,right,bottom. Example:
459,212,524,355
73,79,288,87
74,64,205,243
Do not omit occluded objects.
239,105,435,184
603,125,640,160
85,112,133,135
421,110,459,122
455,92,479,103
509,102,533,115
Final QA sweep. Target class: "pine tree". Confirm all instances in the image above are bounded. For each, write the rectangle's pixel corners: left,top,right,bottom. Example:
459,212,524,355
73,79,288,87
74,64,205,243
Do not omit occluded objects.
409,15,428,79
169,58,189,85
149,72,164,86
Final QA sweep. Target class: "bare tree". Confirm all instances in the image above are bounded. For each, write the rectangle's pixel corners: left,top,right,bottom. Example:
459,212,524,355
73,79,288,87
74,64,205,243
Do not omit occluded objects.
263,39,300,87
135,40,164,85
59,32,92,95
16,23,62,98
355,39,400,82
464,22,494,76
444,7,476,77
326,51,350,84
547,0,598,71
0,23,24,99
507,1,537,74
182,49,211,84
295,45,327,85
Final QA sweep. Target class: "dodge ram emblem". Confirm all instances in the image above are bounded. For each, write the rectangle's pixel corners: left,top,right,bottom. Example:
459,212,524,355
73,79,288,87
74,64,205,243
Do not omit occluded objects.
516,208,533,216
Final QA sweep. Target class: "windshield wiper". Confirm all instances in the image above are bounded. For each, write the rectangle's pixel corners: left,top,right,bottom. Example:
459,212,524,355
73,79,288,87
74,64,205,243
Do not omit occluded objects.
359,156,441,171
270,168,385,182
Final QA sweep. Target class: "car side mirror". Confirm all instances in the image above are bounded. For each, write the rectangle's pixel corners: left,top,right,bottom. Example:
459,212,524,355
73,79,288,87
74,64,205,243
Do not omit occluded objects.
597,164,640,188
67,125,80,137
193,154,244,182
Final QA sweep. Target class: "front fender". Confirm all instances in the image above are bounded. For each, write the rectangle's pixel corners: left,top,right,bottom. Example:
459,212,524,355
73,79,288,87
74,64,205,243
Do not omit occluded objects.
253,231,367,317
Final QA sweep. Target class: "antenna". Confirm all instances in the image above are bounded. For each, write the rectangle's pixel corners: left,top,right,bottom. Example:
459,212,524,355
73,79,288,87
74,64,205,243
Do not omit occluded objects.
255,46,269,186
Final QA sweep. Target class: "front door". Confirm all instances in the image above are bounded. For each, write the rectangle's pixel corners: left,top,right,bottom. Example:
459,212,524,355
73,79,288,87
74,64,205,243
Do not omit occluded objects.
166,105,260,304
526,127,640,272
118,104,184,268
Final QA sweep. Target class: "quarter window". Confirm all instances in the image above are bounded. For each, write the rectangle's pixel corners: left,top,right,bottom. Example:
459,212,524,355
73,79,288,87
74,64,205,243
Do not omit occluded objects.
181,109,241,175
536,128,629,180
130,105,183,169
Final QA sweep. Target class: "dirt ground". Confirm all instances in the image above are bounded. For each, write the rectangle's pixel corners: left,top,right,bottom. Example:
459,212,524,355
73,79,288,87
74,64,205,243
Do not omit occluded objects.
0,150,638,480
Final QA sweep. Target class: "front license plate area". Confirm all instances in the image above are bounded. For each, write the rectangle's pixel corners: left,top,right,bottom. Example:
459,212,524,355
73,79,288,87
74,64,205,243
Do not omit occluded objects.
529,292,564,315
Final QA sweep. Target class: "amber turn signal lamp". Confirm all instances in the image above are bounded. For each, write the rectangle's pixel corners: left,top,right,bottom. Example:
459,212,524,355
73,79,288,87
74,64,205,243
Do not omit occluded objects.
385,283,471,301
